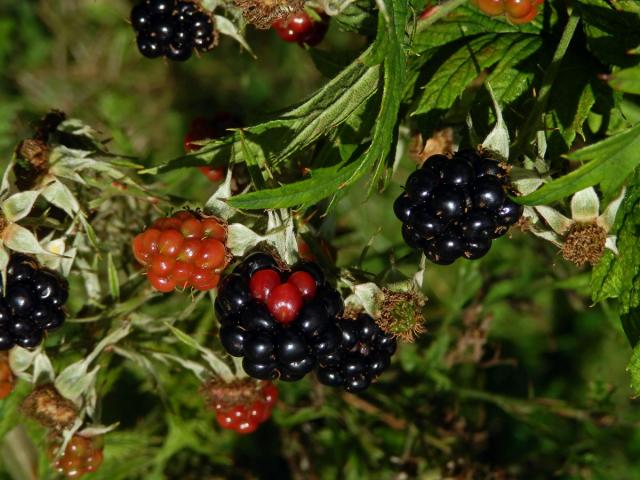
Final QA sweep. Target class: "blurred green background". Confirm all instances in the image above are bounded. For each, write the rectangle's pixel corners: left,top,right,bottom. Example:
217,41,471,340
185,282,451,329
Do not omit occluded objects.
1,1,640,479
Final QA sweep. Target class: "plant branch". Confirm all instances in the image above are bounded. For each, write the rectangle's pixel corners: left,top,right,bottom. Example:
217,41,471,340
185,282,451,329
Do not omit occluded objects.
512,12,581,156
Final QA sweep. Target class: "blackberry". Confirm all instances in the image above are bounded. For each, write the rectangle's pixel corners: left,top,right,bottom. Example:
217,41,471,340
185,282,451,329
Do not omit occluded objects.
0,255,68,351
316,314,396,393
130,0,215,62
395,150,523,264
216,252,344,382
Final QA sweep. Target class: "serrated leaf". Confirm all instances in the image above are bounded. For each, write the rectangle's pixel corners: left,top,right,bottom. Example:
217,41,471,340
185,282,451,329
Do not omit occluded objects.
591,171,640,314
228,0,406,209
1,190,41,223
518,123,640,205
147,46,381,175
412,5,540,52
487,35,543,103
2,223,50,255
415,34,528,116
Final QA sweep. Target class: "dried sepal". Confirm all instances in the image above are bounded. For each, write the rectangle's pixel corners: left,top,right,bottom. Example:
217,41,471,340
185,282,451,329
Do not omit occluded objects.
200,378,265,410
235,0,304,29
21,384,79,430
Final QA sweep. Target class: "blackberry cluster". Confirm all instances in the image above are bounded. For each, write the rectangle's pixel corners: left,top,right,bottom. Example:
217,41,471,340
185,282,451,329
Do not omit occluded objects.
394,150,523,265
215,252,344,382
0,255,67,351
316,314,396,393
131,0,215,61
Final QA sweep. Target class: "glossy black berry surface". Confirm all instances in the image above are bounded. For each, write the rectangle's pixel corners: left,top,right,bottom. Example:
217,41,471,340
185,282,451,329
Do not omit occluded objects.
395,150,522,264
130,0,215,61
316,314,396,393
215,253,344,382
0,255,68,351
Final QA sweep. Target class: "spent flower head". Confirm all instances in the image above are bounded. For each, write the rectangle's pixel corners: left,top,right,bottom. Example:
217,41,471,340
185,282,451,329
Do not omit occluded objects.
526,187,625,267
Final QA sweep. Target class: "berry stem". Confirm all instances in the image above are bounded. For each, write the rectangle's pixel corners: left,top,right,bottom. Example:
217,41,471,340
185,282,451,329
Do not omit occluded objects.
415,0,468,33
512,12,581,156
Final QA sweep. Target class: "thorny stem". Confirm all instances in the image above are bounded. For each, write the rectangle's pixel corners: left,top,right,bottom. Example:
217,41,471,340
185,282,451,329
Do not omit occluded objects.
512,12,581,156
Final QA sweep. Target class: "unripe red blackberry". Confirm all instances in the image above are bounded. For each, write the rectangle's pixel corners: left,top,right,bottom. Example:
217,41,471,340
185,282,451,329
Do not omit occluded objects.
48,434,104,479
132,211,230,292
272,10,329,46
203,379,278,434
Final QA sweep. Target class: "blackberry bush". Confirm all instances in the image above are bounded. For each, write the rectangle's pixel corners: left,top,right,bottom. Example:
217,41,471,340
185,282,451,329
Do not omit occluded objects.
0,255,67,350
394,150,523,265
3,1,640,479
215,252,344,381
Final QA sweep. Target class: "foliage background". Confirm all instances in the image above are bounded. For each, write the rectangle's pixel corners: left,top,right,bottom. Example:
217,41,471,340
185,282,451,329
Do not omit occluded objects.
0,0,639,479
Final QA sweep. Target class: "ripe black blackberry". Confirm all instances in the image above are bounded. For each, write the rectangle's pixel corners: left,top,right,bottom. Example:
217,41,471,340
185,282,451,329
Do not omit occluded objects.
395,150,523,265
316,313,396,393
131,0,215,61
215,252,344,382
0,255,68,350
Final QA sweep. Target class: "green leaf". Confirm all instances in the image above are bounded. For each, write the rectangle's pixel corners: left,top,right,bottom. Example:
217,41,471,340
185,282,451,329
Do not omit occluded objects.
627,341,640,395
414,33,532,115
412,5,539,52
107,252,120,301
228,0,407,209
621,308,640,347
575,0,640,67
591,171,640,314
487,35,543,103
149,46,382,175
608,65,640,94
518,123,640,205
